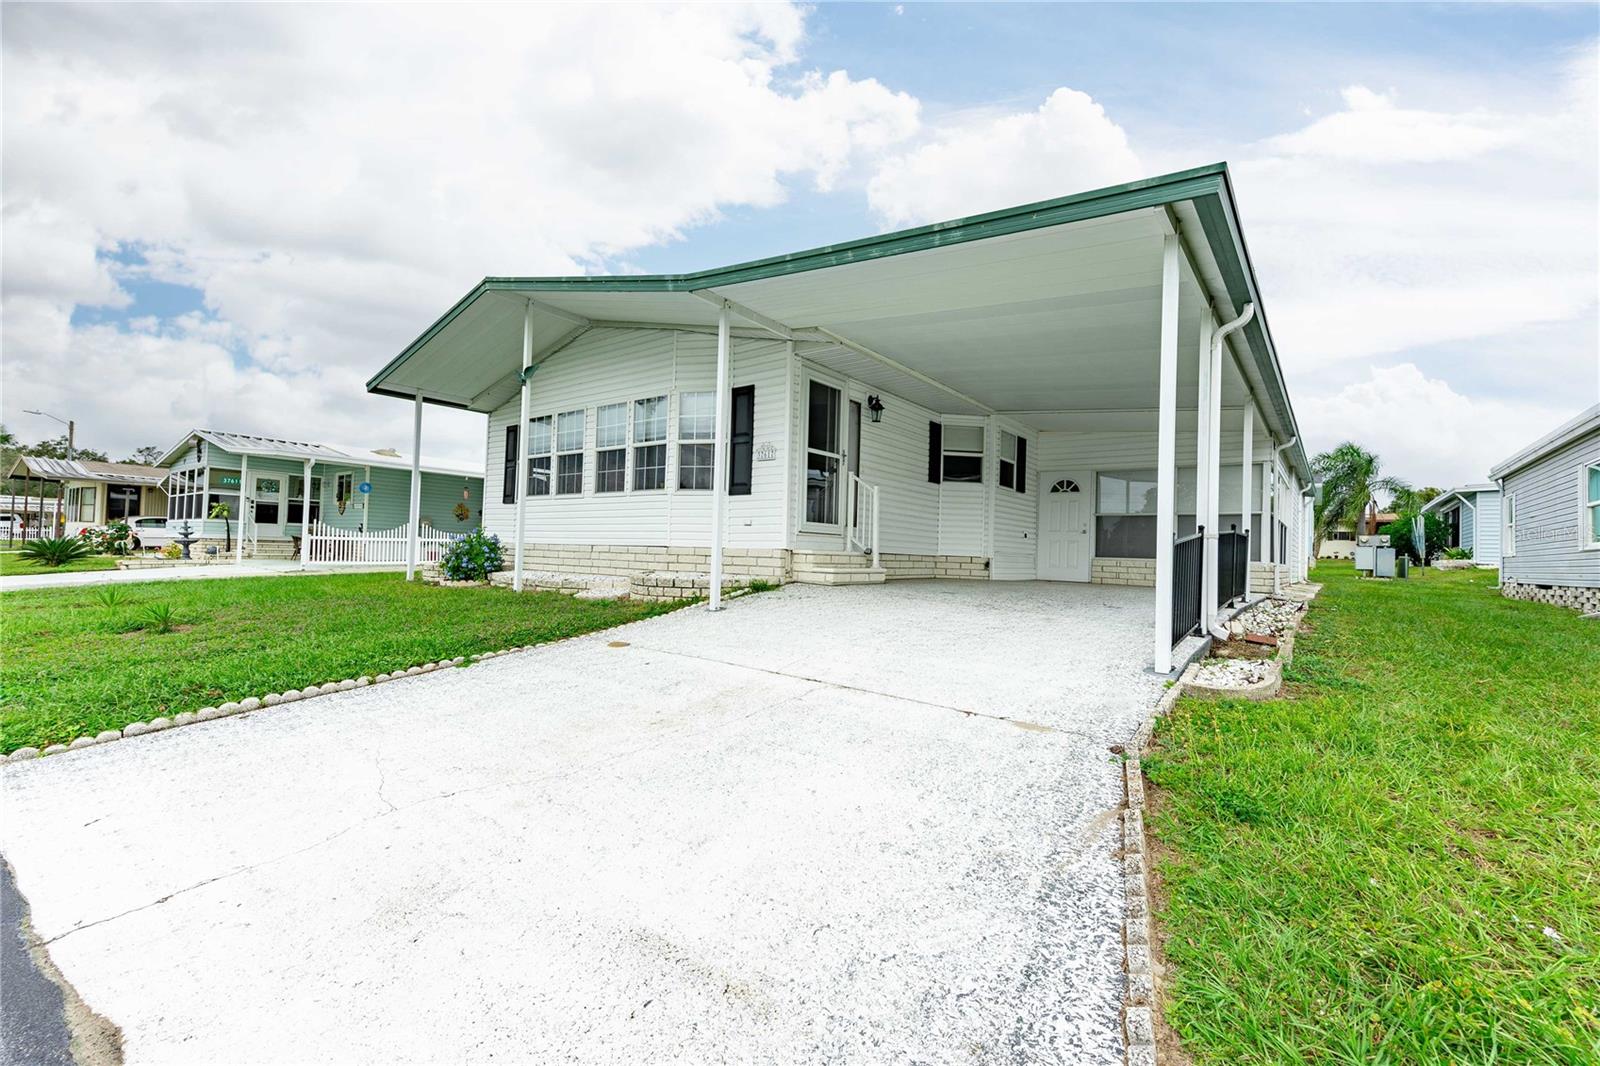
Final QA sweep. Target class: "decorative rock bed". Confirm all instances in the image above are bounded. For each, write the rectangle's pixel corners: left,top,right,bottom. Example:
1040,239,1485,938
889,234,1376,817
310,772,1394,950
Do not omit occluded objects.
628,570,748,602
487,570,629,598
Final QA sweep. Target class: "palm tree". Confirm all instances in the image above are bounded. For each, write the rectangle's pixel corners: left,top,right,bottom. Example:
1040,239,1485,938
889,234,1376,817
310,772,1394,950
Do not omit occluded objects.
1313,442,1410,548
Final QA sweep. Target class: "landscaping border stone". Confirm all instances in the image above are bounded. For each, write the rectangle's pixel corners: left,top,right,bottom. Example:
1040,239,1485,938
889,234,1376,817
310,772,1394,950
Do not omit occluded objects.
0,593,697,766
1116,583,1321,1065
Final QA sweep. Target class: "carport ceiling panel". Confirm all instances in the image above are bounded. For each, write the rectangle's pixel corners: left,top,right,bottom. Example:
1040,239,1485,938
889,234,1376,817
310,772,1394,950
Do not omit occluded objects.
396,295,533,403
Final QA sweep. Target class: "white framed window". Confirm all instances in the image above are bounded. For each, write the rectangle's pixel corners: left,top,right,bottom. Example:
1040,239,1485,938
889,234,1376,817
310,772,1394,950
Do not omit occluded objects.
633,396,667,491
1503,494,1516,556
678,392,715,490
288,475,323,525
526,415,552,497
595,402,627,494
1096,469,1160,558
942,424,984,483
556,409,585,495
999,430,1018,489
1585,462,1600,549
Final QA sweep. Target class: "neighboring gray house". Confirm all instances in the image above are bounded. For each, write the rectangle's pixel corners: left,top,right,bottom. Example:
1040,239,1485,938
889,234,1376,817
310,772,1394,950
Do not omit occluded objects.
1421,484,1500,566
1489,403,1600,614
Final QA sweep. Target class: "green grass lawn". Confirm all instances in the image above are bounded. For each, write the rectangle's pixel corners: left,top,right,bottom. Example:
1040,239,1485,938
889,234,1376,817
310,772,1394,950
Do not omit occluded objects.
0,551,121,576
1,572,680,752
1146,562,1599,1064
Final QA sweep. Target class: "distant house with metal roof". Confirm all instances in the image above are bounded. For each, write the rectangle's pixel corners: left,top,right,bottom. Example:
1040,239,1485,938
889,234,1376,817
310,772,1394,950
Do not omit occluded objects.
1421,484,1501,566
5,455,169,531
155,429,484,562
1489,404,1600,614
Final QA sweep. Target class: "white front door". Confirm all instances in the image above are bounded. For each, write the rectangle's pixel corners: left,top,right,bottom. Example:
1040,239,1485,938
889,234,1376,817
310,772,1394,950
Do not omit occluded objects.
252,476,283,539
1038,474,1091,581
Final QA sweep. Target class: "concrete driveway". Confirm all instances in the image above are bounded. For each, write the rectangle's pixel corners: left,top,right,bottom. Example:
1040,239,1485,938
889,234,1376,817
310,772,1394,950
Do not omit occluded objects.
1,580,1163,1064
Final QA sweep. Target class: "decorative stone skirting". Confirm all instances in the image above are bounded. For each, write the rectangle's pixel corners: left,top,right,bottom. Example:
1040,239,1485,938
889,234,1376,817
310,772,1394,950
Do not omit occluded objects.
629,571,751,602
1093,557,1156,587
791,551,989,581
508,542,790,583
1249,562,1289,594
1501,579,1600,615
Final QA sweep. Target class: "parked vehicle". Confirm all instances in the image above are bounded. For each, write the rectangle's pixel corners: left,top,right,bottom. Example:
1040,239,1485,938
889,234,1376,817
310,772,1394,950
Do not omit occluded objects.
127,516,176,550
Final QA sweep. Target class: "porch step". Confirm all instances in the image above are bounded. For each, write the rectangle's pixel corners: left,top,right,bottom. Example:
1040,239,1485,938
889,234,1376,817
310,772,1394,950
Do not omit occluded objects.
793,565,886,586
246,540,298,560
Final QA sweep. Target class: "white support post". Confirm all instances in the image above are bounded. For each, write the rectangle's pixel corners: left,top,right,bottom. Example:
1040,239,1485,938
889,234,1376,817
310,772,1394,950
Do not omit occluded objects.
1152,234,1181,674
363,465,370,532
513,301,534,592
1240,406,1254,599
299,457,313,570
406,391,423,581
709,302,731,611
1195,311,1214,631
236,454,249,564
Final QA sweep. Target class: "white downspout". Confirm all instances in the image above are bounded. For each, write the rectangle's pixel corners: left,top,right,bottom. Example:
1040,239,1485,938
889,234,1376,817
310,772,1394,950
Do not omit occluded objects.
1272,436,1297,594
1203,302,1255,634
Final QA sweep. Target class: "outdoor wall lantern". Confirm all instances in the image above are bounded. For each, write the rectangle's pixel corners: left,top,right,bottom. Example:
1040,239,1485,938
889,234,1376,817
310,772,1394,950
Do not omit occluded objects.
866,395,885,423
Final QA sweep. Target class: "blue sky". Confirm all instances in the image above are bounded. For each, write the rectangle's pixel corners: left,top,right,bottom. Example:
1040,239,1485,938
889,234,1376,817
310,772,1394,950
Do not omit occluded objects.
3,2,1596,487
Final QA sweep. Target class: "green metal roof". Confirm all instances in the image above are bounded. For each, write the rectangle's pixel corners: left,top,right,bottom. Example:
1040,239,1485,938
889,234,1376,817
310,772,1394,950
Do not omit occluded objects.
369,162,1308,479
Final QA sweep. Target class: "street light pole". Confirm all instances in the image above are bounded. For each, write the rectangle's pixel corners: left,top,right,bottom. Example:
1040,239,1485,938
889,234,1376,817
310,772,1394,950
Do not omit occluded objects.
23,409,75,462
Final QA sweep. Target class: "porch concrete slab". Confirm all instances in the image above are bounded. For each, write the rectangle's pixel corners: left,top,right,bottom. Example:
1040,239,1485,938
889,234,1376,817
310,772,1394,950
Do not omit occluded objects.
1,580,1162,1064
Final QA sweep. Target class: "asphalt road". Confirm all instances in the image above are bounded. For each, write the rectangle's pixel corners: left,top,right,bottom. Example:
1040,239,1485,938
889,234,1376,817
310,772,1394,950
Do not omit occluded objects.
1,859,72,1066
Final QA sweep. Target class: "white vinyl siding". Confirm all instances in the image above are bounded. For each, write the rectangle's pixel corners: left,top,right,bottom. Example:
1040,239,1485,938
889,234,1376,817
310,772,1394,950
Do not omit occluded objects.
481,327,789,550
990,420,1038,580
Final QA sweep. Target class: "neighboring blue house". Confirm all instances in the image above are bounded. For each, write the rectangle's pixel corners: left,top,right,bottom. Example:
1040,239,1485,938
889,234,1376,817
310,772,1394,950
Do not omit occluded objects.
156,429,484,560
1421,484,1501,566
1489,403,1600,615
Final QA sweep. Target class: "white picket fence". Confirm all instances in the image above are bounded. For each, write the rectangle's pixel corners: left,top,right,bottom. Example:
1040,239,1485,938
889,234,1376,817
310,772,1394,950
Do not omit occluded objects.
304,520,462,566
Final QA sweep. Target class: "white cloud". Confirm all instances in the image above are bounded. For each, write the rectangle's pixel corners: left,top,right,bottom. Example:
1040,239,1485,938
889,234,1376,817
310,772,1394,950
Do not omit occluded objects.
1298,363,1577,489
1,2,919,461
866,88,1142,228
1262,85,1522,163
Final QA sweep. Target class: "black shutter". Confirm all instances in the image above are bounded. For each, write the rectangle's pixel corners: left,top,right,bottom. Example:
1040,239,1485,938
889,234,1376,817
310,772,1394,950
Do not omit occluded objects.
729,385,755,496
501,424,518,504
1015,436,1027,493
928,421,943,483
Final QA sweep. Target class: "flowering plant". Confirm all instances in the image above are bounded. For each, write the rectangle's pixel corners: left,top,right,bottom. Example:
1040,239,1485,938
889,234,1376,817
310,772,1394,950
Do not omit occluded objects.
439,529,503,581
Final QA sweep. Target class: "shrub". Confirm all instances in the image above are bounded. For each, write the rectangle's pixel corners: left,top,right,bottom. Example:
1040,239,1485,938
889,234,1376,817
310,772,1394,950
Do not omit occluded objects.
1442,546,1473,560
1380,512,1448,564
159,542,183,559
80,521,135,555
20,537,94,568
141,603,179,633
439,529,503,582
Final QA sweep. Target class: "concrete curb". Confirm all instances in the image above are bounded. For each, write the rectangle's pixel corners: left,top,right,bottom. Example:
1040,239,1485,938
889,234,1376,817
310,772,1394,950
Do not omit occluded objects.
1117,584,1321,1065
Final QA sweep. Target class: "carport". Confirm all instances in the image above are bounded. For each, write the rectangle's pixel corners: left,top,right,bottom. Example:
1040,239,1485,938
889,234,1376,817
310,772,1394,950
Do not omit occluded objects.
369,164,1312,672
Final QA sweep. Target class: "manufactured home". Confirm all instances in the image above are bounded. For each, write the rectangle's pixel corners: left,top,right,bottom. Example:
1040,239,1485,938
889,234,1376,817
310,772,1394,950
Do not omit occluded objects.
1421,485,1501,566
5,456,168,533
1489,404,1600,614
156,429,484,561
368,164,1313,672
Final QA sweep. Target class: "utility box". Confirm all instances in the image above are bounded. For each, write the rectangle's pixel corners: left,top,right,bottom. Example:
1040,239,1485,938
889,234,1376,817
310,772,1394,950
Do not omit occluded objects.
1355,534,1391,576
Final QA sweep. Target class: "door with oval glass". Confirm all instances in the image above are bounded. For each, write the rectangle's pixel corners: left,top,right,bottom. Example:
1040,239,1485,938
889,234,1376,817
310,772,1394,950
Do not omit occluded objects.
1038,473,1090,581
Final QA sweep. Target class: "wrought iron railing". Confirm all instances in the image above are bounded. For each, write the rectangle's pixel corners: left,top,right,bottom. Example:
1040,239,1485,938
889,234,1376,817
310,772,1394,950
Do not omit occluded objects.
1218,524,1249,607
1172,528,1203,643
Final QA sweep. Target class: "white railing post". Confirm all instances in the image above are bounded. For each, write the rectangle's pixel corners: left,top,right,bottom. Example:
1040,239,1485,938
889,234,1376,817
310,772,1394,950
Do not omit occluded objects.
871,485,880,569
709,302,730,611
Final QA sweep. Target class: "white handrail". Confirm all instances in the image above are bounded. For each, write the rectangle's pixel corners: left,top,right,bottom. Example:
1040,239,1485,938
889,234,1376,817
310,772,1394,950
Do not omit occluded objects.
846,473,880,567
